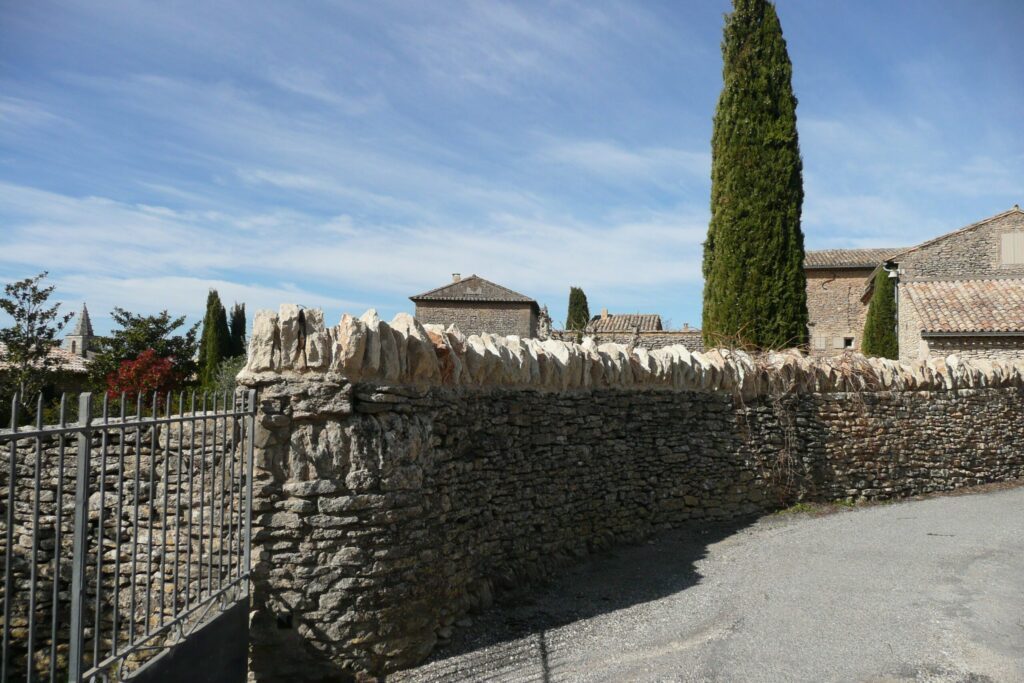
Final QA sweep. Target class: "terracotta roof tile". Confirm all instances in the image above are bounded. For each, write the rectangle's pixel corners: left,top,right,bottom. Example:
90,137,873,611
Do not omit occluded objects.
805,248,906,269
904,279,1024,334
587,314,663,333
0,343,91,374
410,275,537,306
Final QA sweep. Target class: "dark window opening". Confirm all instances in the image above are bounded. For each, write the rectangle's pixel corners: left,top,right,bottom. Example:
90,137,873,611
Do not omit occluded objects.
844,337,855,349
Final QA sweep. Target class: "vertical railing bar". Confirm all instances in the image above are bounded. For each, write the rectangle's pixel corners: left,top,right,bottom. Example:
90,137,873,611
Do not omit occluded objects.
2,393,21,683
217,390,228,590
111,395,126,660
27,394,44,683
68,392,93,683
185,392,196,613
47,394,67,683
197,393,207,603
128,394,142,647
144,392,157,636
92,395,110,669
172,392,184,625
208,393,218,596
159,391,171,627
244,389,256,589
226,392,237,584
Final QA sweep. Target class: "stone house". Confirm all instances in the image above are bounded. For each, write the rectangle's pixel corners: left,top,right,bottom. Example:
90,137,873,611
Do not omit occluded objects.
804,248,905,356
805,206,1024,362
878,206,1024,363
553,310,705,351
410,274,544,338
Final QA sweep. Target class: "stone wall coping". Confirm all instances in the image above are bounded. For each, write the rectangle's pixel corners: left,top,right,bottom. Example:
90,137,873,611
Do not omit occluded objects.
238,305,1024,397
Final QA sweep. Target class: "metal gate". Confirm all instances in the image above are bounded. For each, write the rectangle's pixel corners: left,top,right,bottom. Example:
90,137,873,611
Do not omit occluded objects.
1,389,256,682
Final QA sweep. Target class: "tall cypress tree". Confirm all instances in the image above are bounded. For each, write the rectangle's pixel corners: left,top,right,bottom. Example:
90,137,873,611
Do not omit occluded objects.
198,290,231,388
229,303,246,357
702,0,808,350
862,269,898,359
565,287,591,332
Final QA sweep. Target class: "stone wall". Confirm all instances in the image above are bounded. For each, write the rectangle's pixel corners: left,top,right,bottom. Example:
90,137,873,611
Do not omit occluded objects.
805,267,873,356
413,301,536,338
239,305,1024,681
923,335,1024,362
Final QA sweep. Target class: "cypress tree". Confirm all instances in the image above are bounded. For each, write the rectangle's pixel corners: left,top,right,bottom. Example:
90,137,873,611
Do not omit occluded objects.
565,287,591,332
702,0,808,350
198,290,231,388
229,303,246,357
862,269,898,359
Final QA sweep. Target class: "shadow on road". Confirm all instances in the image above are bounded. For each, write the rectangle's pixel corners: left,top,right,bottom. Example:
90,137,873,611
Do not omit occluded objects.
389,518,758,682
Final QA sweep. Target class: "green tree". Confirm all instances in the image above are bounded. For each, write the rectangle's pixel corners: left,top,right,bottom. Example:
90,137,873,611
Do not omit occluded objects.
702,0,808,350
89,308,199,389
565,287,591,332
198,290,231,388
0,272,74,405
862,269,898,359
229,303,247,357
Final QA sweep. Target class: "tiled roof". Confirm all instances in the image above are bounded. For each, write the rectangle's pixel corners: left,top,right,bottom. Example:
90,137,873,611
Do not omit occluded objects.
904,279,1024,334
587,313,663,333
805,248,906,269
410,275,537,306
0,343,91,374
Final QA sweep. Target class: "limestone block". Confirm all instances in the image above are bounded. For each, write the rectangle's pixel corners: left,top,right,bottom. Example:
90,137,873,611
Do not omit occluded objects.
359,309,383,378
278,304,304,370
302,308,332,371
390,313,440,384
248,309,280,372
333,314,368,379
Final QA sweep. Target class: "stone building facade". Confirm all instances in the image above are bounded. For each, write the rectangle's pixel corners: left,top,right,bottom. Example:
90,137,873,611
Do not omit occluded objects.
553,312,705,351
806,206,1024,363
804,249,904,356
410,274,541,338
887,207,1024,363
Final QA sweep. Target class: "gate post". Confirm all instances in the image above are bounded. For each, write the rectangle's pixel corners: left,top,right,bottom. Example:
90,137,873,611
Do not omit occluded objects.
68,393,93,683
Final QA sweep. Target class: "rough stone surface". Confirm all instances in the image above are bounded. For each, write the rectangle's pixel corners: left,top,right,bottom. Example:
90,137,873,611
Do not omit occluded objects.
238,306,1024,681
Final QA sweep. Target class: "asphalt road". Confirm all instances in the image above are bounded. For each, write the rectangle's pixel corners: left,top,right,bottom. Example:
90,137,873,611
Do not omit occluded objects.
391,487,1024,682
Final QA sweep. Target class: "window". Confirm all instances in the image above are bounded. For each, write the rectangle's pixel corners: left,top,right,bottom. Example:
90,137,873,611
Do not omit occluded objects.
843,337,855,349
1002,232,1024,265
812,336,826,350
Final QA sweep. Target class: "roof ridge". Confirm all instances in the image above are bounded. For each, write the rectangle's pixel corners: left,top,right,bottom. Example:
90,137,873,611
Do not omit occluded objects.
409,274,536,304
889,206,1024,263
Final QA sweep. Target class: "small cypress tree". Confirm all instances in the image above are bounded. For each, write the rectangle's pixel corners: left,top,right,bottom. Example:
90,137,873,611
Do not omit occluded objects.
862,269,898,359
702,0,808,350
198,290,231,388
565,287,591,332
229,303,246,357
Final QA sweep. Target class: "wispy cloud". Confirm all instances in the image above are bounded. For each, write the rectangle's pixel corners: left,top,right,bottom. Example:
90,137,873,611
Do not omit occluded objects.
539,138,709,185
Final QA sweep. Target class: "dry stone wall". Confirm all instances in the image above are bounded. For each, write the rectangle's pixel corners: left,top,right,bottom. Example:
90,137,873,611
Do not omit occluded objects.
239,305,1024,682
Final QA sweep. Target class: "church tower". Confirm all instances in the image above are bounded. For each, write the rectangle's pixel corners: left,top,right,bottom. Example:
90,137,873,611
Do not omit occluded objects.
63,303,94,357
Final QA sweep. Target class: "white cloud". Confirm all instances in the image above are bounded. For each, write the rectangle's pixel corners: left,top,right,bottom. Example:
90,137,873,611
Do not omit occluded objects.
539,138,709,184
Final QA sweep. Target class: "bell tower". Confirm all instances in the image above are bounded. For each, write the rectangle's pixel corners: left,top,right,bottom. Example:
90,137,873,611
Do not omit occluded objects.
63,303,94,357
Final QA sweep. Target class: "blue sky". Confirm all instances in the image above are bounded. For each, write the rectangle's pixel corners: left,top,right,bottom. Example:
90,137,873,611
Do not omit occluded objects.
1,0,1022,335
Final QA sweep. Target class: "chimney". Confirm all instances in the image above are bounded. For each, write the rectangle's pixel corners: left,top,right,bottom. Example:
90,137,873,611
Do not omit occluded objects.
601,308,609,320
452,273,461,283
682,323,689,331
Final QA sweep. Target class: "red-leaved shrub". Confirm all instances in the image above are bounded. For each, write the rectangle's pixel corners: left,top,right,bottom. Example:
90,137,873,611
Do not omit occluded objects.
106,349,179,402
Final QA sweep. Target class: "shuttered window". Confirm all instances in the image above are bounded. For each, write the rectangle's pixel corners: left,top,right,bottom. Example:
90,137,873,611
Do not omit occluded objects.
1002,232,1024,265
